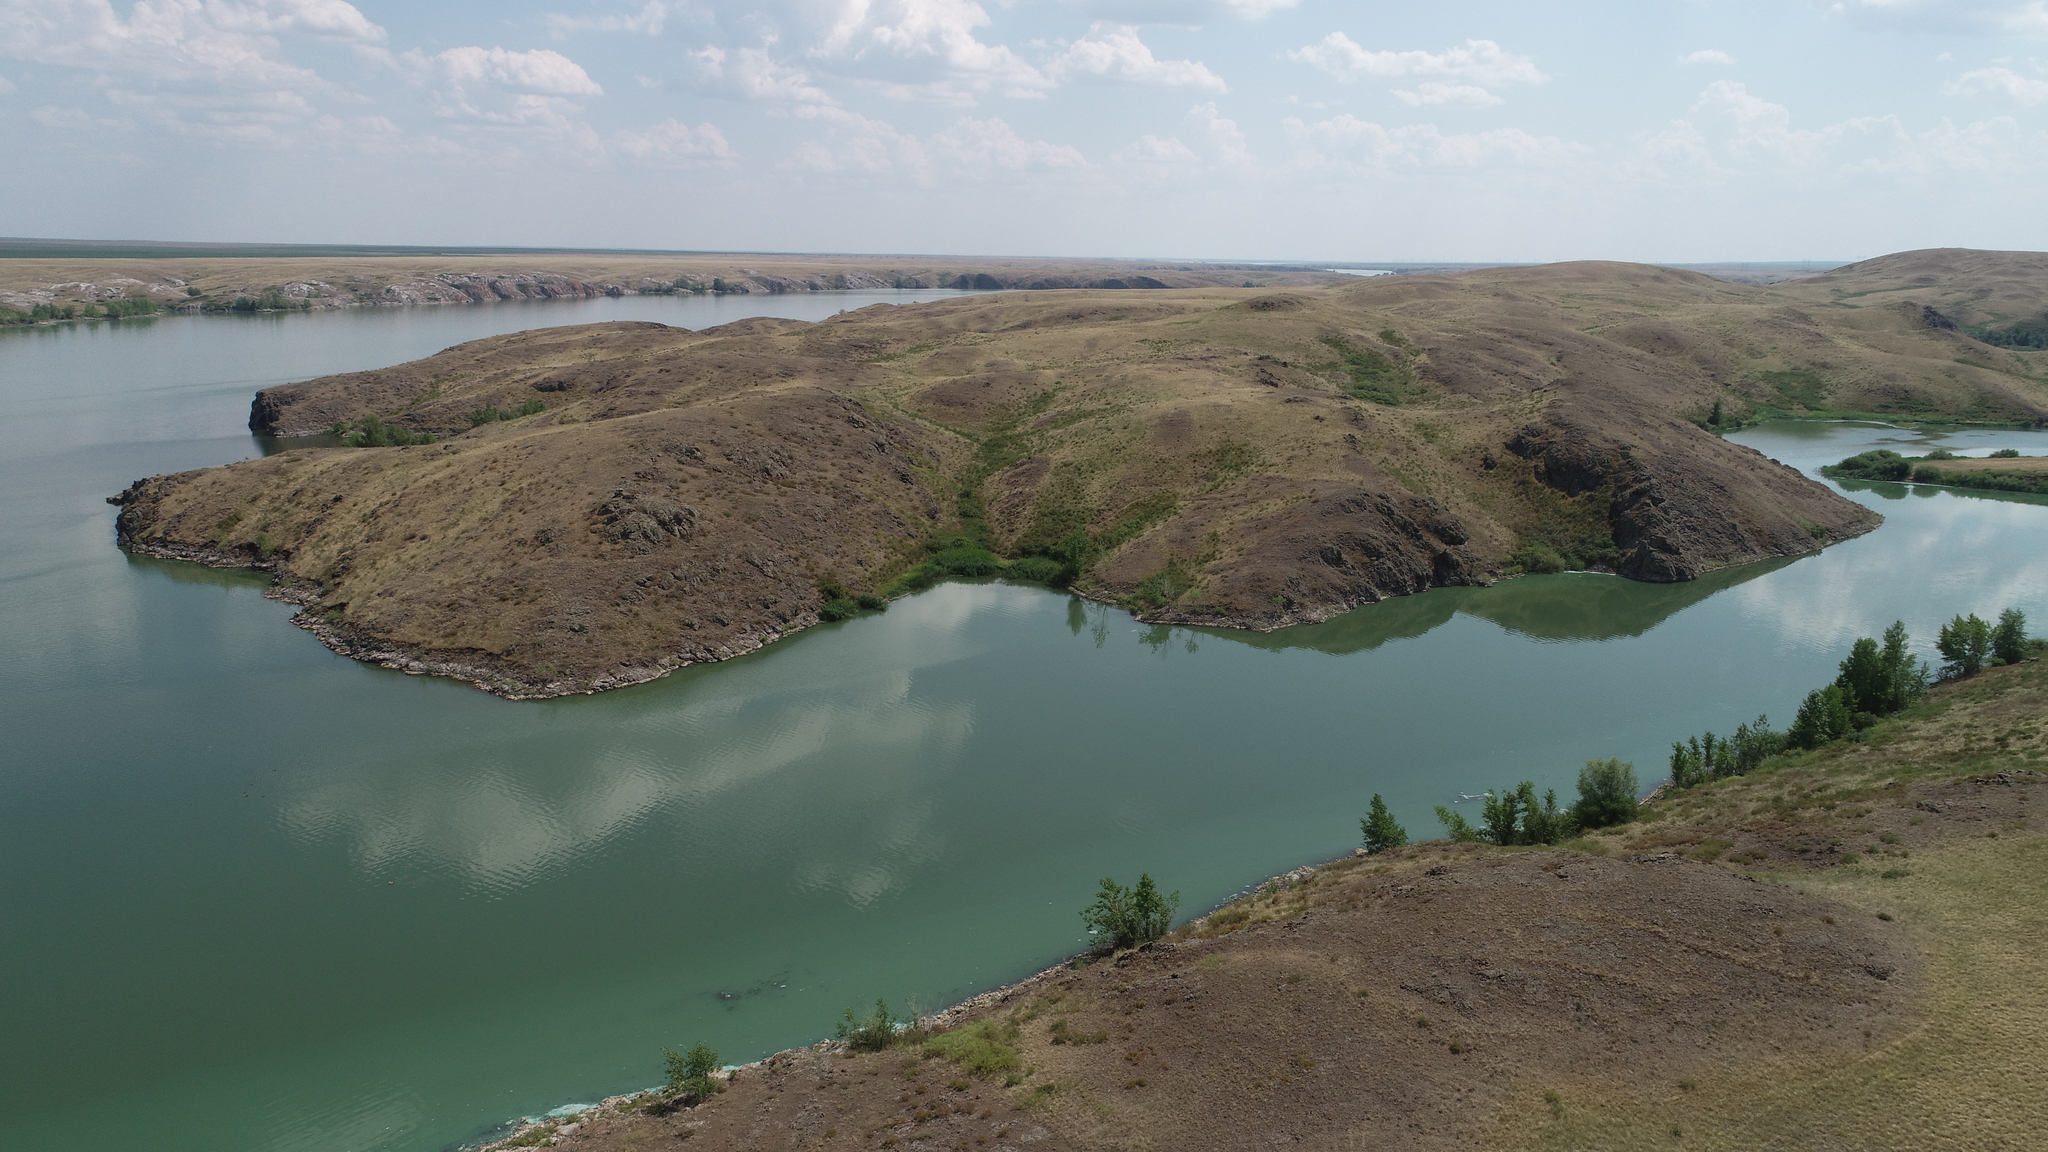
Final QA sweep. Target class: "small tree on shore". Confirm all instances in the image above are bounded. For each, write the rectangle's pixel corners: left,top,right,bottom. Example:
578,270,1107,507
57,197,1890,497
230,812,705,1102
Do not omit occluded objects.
1937,614,1993,678
663,1041,720,1098
1081,873,1180,952
1992,608,2029,666
1360,794,1408,854
1572,759,1639,830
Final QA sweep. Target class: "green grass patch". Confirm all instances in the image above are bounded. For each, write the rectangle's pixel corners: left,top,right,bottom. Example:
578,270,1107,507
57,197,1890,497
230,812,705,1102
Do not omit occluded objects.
923,1020,1022,1077
1313,335,1424,405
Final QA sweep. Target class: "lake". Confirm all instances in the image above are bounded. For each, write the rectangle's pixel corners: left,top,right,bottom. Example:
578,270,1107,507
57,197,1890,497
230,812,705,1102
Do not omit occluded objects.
3,296,2046,1152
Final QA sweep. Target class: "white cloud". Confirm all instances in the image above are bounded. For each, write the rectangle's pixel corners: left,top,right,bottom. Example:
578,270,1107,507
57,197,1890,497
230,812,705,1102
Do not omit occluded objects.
1218,0,1299,17
1629,80,2048,182
790,105,927,176
1113,132,1201,179
1289,34,1545,86
1048,23,1226,91
1186,101,1251,166
1679,48,1736,65
30,102,129,130
613,117,734,163
0,74,15,94
1829,0,2048,36
546,1,668,37
789,104,1084,182
0,0,384,88
687,45,834,104
813,0,1050,101
1285,113,1580,168
929,116,1087,172
434,46,602,96
1393,82,1503,107
1947,65,2048,104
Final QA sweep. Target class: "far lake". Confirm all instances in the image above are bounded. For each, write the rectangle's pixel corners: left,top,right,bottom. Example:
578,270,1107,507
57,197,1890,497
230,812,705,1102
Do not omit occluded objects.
3,295,2045,1152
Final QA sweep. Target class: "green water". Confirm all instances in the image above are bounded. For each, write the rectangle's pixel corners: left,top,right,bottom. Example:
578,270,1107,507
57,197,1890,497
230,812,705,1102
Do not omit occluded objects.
3,301,2046,1152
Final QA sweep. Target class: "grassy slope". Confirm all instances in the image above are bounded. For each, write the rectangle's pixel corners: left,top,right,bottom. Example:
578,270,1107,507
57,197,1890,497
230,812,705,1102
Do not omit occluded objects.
480,659,2048,1151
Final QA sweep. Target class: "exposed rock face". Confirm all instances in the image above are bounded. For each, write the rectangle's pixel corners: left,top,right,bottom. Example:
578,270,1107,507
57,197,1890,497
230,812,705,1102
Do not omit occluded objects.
107,254,2048,697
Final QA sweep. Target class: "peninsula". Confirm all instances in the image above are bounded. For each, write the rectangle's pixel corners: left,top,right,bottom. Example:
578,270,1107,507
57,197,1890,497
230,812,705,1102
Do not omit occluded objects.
110,249,2048,697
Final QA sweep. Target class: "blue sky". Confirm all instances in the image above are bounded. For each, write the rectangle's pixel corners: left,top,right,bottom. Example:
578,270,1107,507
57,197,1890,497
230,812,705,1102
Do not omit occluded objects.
3,0,2046,260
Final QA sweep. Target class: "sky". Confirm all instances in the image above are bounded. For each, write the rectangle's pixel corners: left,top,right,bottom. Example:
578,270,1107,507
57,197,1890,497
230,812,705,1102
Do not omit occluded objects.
2,0,2047,261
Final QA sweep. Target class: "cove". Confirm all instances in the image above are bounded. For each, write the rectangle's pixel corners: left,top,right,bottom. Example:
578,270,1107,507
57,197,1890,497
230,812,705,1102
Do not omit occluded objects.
3,296,2047,1152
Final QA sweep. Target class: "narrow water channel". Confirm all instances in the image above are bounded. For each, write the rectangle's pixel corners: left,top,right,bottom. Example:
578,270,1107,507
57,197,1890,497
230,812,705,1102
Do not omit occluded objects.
2,299,2045,1152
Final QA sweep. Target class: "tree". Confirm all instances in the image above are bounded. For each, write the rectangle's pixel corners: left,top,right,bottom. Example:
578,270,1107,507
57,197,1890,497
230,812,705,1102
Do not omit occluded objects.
1835,636,1887,715
837,999,904,1052
1434,806,1480,842
1080,873,1180,952
1992,608,2029,666
663,1041,720,1097
1877,621,1927,714
1788,685,1853,749
1573,759,1639,829
1519,783,1575,845
1479,786,1525,846
1359,794,1408,854
1936,614,1992,678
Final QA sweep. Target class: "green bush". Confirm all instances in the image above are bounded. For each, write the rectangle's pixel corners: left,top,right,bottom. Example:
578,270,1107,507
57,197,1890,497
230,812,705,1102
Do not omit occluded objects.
1990,448,2021,458
1080,873,1179,952
336,416,436,447
1359,794,1408,854
856,593,887,611
1002,556,1068,585
662,1041,720,1097
930,546,1000,577
1509,542,1567,574
1820,450,1912,482
1572,759,1638,829
837,998,905,1052
468,399,545,426
819,598,860,622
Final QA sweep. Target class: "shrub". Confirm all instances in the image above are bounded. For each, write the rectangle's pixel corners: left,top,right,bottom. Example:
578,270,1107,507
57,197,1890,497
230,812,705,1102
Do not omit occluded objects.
1572,758,1639,830
1359,794,1408,854
336,416,435,447
923,1021,1021,1076
819,598,860,622
856,593,887,611
837,998,905,1052
1992,608,2028,666
1991,448,2021,458
663,1041,720,1097
1002,556,1067,585
930,546,1000,577
1510,542,1567,574
1937,614,1992,678
1820,450,1911,482
1080,873,1180,952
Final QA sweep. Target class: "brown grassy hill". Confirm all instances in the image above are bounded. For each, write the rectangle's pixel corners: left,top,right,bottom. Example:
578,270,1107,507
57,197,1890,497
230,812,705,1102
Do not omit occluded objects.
112,253,2048,697
476,657,2048,1152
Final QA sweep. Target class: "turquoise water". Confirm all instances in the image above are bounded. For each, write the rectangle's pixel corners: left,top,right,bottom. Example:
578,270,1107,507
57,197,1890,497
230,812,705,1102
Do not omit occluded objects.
2,298,2046,1152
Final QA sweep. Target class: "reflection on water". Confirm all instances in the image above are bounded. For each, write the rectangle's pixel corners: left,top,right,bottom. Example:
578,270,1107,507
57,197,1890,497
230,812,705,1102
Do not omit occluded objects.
1214,557,1798,656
